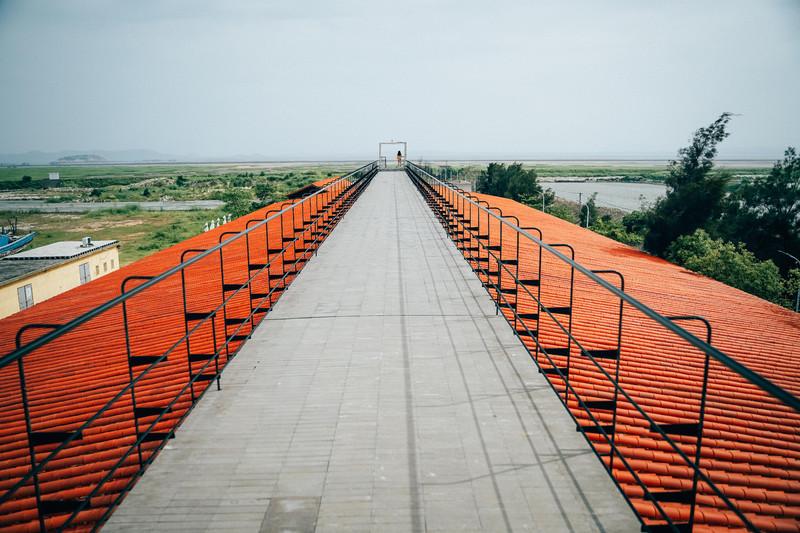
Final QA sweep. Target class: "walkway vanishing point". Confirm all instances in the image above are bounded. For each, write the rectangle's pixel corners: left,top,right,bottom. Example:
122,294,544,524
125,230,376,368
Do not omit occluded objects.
104,171,637,532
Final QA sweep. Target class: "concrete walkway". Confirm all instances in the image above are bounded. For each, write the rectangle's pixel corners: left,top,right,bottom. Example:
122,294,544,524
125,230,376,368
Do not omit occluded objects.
105,171,638,532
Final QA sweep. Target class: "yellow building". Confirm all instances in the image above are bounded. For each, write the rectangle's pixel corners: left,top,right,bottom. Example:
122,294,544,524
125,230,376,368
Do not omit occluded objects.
0,238,120,319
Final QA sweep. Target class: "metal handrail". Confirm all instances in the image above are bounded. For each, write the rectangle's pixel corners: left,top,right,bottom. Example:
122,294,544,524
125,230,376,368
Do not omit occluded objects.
0,161,378,532
406,166,716,531
406,160,799,532
407,160,800,412
0,162,377,369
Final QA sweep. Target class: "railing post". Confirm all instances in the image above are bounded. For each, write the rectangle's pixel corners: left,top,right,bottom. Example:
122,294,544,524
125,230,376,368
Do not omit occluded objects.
590,270,625,474
313,192,321,256
519,225,543,364
666,316,713,533
548,244,575,403
121,276,156,470
17,356,45,533
15,324,62,533
211,310,221,391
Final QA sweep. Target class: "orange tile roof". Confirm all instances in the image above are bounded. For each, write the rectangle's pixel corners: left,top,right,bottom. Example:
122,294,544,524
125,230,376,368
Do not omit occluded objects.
0,174,798,532
0,178,348,532
469,192,800,532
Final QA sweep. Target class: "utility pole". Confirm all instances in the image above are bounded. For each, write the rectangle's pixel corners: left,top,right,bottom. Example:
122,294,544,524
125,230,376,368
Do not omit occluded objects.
577,192,582,225
778,250,800,312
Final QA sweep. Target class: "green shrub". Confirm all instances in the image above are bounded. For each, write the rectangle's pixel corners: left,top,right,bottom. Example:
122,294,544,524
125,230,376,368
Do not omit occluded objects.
667,229,785,303
222,189,254,217
547,203,578,224
592,217,644,247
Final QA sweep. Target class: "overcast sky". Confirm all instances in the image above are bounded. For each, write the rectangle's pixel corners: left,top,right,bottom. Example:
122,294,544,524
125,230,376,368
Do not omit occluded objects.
0,0,798,160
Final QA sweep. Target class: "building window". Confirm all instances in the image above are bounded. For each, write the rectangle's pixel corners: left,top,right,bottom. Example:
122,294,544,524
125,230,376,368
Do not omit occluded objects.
79,262,91,284
17,284,34,310
96,265,100,276
111,259,115,269
103,262,108,272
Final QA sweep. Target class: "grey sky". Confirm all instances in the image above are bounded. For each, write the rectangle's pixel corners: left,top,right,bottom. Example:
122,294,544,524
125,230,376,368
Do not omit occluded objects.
1,0,798,160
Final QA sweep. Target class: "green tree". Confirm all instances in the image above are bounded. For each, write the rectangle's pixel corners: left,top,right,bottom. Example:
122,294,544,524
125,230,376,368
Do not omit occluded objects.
21,175,32,184
506,165,542,201
621,210,650,237
222,189,253,217
718,147,800,273
643,113,732,256
476,163,543,201
476,162,509,196
254,182,276,203
667,229,785,303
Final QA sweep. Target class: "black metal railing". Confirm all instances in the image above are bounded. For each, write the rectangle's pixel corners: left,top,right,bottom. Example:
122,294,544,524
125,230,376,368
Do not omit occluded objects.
0,161,378,532
406,160,800,533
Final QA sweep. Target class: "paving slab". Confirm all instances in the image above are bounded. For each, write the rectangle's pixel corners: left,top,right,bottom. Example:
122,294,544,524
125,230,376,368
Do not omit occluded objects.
105,171,638,532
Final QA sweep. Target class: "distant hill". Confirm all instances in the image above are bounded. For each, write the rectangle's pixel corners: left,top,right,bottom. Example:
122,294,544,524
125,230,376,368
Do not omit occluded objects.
53,154,106,164
0,149,176,165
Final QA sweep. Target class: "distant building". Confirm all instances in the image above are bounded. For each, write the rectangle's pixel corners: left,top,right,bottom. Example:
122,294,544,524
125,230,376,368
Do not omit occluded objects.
46,172,61,188
0,238,120,319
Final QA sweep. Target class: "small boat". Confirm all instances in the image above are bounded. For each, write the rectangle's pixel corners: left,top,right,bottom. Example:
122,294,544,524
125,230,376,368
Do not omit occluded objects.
0,232,36,257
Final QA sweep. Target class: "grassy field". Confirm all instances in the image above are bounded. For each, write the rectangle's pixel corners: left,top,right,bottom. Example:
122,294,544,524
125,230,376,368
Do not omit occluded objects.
0,163,363,265
0,162,362,182
0,163,359,202
2,207,222,265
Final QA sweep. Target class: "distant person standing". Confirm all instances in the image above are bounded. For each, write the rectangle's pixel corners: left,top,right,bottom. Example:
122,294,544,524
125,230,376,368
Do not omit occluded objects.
396,150,403,167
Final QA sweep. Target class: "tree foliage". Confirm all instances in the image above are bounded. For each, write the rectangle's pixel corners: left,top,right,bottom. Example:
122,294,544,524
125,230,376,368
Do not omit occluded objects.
592,216,645,247
546,202,578,223
254,182,277,203
785,269,800,310
667,229,785,303
621,210,649,236
520,188,555,210
718,147,800,273
643,113,732,256
476,163,544,202
221,189,253,217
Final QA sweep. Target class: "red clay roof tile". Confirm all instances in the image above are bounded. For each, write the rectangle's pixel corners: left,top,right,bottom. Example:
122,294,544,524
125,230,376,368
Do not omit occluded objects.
0,179,798,531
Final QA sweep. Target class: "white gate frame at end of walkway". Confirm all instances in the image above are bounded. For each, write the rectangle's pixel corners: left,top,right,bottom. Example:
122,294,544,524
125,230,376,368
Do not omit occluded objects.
378,141,408,169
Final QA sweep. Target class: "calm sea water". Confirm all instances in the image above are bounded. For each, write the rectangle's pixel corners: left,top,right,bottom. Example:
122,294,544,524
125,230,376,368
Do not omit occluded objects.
544,181,666,212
